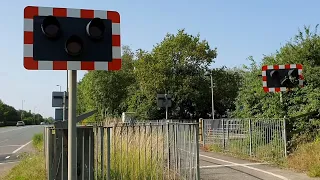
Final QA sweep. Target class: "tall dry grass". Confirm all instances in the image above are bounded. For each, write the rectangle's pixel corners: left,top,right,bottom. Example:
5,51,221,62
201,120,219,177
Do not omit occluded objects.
110,125,165,179
95,123,179,179
287,139,320,177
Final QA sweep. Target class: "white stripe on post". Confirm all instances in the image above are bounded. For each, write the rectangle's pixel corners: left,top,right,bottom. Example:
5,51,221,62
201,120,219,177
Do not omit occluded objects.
24,19,33,31
269,88,275,92
112,47,121,59
67,61,81,70
38,7,53,16
262,71,266,76
94,62,108,70
67,8,81,18
279,65,285,69
280,87,286,91
112,23,121,35
290,64,297,68
262,81,267,87
38,61,53,70
94,10,107,19
267,65,273,70
23,44,33,57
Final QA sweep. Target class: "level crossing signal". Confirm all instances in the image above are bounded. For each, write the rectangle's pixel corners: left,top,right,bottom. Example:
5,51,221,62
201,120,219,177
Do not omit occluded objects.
23,6,122,71
261,64,304,92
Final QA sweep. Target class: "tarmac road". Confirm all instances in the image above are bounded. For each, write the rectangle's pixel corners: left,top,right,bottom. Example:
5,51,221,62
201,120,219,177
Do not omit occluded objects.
0,125,44,178
199,150,319,180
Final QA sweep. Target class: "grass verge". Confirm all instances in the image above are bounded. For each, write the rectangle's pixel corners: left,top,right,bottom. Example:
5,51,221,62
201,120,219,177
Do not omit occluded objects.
287,139,320,177
3,133,46,180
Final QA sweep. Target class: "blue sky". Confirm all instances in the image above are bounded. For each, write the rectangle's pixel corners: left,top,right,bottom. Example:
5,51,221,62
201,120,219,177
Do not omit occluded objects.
0,0,319,118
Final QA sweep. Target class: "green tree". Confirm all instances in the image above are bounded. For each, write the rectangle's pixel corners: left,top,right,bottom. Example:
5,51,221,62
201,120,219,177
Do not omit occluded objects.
0,99,46,126
77,30,244,121
127,29,218,119
233,25,320,149
211,67,243,118
77,46,136,121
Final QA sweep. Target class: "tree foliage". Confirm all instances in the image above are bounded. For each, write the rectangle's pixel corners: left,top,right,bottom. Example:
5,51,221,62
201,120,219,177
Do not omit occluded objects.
77,29,241,120
0,99,48,126
233,25,320,149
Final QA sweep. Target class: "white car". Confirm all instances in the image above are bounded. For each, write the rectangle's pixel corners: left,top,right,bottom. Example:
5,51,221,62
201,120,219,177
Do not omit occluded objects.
16,121,25,127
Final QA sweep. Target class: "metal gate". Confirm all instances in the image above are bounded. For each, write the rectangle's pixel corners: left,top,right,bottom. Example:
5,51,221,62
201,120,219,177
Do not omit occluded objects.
201,118,287,161
44,121,200,180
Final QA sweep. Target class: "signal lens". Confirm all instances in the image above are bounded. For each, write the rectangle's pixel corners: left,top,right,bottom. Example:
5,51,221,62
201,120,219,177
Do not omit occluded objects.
86,18,105,40
270,70,279,79
41,16,61,39
288,69,299,79
65,35,83,56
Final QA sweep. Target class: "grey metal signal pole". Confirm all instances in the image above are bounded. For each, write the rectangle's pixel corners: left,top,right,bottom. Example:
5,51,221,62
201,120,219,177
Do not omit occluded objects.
68,70,77,179
165,94,168,120
63,91,66,121
210,73,215,119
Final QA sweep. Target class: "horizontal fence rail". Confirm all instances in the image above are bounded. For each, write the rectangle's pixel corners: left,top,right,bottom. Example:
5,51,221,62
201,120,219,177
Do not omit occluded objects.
201,118,286,161
44,120,200,180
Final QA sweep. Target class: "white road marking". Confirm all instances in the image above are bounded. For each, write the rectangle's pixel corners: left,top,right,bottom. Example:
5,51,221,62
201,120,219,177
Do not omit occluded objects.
5,156,10,159
0,139,8,144
0,126,32,134
12,141,32,154
200,154,289,180
0,161,18,165
0,145,22,148
200,162,267,168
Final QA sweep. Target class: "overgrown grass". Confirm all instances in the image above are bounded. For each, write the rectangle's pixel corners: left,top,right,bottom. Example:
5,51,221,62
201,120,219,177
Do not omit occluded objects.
32,133,44,151
4,125,181,180
95,125,178,179
287,139,320,177
206,136,286,166
3,154,46,180
3,133,45,180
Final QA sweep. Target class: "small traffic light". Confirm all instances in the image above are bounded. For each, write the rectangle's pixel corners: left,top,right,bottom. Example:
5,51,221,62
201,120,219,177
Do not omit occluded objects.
23,6,122,71
280,69,299,88
41,16,61,39
86,18,105,41
65,35,84,56
270,70,279,79
262,64,304,92
33,15,113,62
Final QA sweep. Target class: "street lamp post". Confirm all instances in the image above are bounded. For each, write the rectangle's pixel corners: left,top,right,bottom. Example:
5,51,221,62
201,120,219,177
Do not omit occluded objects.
56,85,62,92
21,100,25,120
33,107,37,124
205,71,215,119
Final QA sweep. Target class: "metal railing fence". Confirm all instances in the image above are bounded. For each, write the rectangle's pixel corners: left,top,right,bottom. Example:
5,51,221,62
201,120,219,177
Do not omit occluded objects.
201,118,287,161
44,120,200,180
